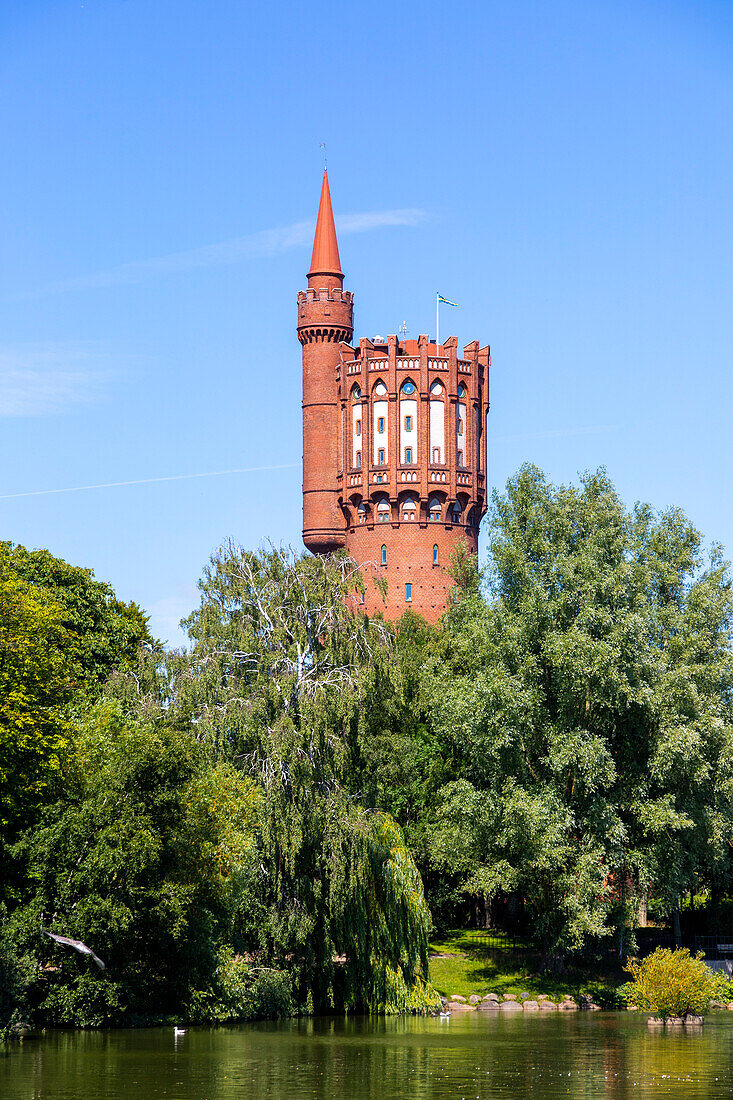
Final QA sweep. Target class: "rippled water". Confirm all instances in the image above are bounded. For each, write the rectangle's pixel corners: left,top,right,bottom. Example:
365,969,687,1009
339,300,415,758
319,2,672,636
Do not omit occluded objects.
3,1012,733,1099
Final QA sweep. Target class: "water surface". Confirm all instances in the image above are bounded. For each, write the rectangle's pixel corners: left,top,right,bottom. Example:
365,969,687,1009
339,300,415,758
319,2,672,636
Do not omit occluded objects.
3,1012,733,1099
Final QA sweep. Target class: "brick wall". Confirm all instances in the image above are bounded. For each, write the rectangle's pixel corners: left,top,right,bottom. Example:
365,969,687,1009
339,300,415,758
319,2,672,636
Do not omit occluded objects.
346,523,478,624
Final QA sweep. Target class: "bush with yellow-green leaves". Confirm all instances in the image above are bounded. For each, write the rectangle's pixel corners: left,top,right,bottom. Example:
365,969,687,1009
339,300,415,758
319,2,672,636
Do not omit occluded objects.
623,948,730,1020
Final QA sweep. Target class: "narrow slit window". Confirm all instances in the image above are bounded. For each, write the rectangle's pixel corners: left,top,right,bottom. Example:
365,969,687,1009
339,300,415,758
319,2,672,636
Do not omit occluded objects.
433,544,439,565
381,544,387,565
378,417,385,433
404,415,412,431
356,419,362,436
405,447,413,465
457,418,464,435
405,582,413,602
378,448,385,465
457,450,463,467
432,447,441,464
355,451,361,468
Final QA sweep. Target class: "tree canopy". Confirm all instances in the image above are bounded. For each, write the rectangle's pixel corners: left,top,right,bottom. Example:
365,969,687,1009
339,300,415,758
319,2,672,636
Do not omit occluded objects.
426,465,733,955
4,465,733,1030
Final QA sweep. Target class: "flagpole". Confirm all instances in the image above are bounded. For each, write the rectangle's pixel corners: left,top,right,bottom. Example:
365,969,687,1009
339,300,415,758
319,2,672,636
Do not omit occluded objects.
436,291,439,353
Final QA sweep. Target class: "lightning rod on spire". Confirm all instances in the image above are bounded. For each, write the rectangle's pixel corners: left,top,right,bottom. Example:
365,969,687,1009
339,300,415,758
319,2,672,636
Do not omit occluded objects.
320,142,327,170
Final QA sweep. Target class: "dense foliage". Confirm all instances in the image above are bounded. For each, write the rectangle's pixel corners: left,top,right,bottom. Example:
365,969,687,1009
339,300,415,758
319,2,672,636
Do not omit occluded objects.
623,947,729,1018
0,570,71,842
2,465,732,1031
424,466,733,957
0,542,154,694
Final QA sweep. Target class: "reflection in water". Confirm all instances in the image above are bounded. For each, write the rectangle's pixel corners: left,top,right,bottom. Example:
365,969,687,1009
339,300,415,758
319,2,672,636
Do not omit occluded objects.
2,1013,733,1099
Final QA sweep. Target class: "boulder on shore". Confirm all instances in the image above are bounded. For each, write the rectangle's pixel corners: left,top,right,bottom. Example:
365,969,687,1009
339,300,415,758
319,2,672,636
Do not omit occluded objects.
539,1000,558,1011
449,995,467,1003
523,1000,540,1012
502,993,518,1001
448,1001,477,1012
500,1000,523,1013
468,995,481,1005
559,1000,579,1012
478,999,500,1012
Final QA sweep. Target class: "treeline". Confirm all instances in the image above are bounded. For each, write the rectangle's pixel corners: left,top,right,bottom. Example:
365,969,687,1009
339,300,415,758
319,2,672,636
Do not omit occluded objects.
2,465,732,1030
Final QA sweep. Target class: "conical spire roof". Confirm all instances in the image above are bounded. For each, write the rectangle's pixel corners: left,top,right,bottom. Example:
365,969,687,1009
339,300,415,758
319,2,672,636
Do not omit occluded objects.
308,169,342,278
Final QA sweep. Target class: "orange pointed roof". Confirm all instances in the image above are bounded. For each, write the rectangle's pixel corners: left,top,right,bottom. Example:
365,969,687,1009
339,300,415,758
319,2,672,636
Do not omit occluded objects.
308,170,342,278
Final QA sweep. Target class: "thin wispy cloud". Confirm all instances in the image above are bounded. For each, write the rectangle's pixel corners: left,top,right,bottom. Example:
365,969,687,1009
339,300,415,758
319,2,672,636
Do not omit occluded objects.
0,343,122,417
21,209,426,298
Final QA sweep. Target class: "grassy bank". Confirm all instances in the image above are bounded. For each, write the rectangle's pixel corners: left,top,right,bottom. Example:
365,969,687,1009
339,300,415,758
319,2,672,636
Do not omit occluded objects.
428,930,626,1007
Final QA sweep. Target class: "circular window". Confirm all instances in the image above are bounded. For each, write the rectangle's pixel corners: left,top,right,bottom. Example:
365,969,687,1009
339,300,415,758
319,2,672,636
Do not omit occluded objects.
401,381,416,395
352,385,361,399
374,381,387,396
430,381,443,395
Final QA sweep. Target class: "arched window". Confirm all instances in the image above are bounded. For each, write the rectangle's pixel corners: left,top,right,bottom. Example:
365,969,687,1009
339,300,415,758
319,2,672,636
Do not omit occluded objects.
451,502,462,524
357,502,367,524
373,381,388,466
351,384,363,469
401,495,417,521
376,500,390,524
429,497,442,522
381,544,387,566
433,544,439,565
457,382,467,397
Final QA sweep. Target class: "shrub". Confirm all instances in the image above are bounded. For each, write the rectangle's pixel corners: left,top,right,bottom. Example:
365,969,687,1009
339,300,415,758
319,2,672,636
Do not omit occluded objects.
186,949,292,1024
623,947,729,1019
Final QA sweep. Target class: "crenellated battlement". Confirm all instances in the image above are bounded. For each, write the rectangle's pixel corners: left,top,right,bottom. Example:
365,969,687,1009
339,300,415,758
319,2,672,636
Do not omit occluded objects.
297,288,354,306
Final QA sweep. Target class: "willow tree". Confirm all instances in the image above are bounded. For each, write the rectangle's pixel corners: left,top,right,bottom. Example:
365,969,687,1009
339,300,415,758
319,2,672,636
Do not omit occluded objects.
158,544,435,1013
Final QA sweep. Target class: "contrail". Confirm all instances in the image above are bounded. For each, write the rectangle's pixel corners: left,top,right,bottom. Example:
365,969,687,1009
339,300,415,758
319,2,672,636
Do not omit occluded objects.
0,463,299,501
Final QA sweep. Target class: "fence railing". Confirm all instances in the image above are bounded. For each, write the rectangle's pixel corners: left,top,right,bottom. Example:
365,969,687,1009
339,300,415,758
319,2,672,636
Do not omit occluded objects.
465,931,536,956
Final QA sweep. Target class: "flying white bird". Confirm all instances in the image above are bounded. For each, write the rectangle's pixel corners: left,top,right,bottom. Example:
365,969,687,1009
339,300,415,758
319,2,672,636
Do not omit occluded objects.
42,930,105,970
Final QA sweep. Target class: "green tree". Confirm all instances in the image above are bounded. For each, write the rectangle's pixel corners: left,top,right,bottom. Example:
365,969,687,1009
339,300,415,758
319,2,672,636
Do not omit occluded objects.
12,701,267,1026
158,543,436,1012
427,465,733,958
0,542,155,693
0,570,71,841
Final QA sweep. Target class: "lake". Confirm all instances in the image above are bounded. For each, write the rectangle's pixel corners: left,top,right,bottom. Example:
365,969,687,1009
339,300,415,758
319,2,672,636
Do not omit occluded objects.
3,1012,733,1099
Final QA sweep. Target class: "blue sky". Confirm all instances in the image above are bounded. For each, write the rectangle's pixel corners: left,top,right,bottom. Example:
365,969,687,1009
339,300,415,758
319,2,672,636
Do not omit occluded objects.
1,0,731,645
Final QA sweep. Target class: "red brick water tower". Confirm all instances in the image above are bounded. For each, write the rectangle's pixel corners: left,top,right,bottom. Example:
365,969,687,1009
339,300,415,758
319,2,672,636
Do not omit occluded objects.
298,170,490,623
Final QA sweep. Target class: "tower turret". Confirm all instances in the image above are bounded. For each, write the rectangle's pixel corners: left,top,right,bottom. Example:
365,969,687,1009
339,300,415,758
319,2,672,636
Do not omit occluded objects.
298,170,353,552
